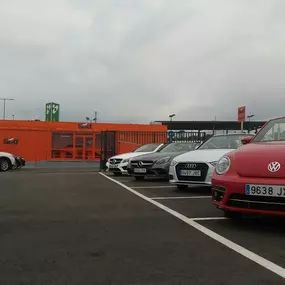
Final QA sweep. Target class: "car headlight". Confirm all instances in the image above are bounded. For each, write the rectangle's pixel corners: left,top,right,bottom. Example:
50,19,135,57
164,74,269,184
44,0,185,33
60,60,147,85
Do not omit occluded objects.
216,156,230,175
210,161,218,167
170,159,178,167
127,158,133,167
155,157,171,165
122,158,129,163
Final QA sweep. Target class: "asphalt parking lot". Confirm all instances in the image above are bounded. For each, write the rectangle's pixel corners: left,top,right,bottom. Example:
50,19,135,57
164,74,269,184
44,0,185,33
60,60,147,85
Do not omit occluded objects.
1,169,285,284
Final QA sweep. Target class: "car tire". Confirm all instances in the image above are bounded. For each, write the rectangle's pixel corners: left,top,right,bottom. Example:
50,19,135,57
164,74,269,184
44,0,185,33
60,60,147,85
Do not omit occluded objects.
134,176,144,181
0,158,10,172
224,211,242,220
113,172,122,176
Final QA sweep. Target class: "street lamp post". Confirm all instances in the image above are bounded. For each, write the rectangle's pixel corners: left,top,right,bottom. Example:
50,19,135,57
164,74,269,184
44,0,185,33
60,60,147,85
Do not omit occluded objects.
169,114,176,122
0,98,14,120
93,111,98,123
247,114,255,133
247,114,255,122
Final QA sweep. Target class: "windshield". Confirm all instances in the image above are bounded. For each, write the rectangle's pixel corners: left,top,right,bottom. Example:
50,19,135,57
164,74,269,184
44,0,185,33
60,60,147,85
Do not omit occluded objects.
199,134,251,150
253,118,285,142
159,142,197,153
134,143,160,152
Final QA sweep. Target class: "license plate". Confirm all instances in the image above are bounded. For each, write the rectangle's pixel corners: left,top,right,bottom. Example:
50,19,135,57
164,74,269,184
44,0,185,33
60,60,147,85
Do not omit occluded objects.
109,164,118,168
180,170,201,176
245,184,285,197
134,168,147,173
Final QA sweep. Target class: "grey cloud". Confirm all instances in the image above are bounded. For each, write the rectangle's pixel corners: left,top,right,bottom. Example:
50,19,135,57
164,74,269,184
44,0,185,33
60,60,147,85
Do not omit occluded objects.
0,0,285,123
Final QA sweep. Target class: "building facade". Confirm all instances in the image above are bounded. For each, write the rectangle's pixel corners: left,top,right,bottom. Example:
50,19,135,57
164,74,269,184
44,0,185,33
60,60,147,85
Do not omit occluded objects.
0,120,167,162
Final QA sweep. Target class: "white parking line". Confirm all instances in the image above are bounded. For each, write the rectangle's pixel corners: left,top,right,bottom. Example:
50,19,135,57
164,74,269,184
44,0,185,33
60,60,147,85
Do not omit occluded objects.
190,217,228,221
100,172,285,279
132,186,175,189
152,196,211,200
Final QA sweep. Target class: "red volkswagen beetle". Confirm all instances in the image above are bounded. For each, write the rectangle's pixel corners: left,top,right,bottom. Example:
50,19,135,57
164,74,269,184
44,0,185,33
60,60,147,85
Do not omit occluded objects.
212,116,285,218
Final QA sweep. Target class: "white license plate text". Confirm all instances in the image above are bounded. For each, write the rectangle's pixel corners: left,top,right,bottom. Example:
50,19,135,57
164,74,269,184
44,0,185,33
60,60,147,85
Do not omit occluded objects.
245,184,285,197
180,170,201,177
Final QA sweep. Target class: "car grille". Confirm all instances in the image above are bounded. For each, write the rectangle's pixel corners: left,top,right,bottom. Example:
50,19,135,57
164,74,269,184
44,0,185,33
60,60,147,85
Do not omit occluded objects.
227,194,285,212
109,158,123,165
130,160,154,168
175,163,209,182
109,168,121,172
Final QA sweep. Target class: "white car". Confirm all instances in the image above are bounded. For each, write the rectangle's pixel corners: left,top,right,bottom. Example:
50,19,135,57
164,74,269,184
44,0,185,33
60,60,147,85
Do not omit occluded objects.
106,143,164,176
169,134,253,189
0,152,17,172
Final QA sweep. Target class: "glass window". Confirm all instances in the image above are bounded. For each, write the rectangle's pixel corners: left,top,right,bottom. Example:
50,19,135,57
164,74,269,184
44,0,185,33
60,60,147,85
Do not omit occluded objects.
159,142,198,153
199,134,252,150
74,132,93,136
51,150,60,158
253,118,285,142
134,143,161,152
85,137,93,148
75,137,83,148
52,133,74,149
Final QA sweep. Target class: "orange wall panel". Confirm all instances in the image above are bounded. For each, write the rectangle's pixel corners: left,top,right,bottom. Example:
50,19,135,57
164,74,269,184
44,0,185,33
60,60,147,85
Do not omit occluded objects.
117,142,140,154
0,120,167,132
117,133,168,154
0,120,167,161
0,129,51,161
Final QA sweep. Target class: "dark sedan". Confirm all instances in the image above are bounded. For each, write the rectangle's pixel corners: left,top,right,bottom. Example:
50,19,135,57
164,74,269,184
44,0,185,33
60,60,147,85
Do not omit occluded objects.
127,142,199,180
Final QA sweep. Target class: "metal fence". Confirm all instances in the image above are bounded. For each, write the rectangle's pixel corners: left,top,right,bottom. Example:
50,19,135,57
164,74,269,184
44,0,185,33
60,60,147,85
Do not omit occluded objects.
100,130,207,170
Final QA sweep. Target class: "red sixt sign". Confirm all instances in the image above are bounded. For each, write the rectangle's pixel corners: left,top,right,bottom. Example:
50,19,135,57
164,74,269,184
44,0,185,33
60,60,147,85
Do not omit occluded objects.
238,106,246,123
78,123,92,129
3,138,19,144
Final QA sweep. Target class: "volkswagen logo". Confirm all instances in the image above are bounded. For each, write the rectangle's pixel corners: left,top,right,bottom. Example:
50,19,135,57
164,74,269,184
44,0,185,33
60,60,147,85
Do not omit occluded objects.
268,161,281,172
138,161,143,167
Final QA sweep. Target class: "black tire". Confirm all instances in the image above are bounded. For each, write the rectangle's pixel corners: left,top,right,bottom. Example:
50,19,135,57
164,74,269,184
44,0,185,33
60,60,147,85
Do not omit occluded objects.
134,176,144,181
176,185,188,189
0,158,10,172
113,172,122,176
224,211,242,220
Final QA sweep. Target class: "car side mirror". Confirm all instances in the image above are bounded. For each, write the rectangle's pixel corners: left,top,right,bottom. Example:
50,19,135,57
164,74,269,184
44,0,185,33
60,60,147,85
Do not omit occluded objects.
241,137,252,145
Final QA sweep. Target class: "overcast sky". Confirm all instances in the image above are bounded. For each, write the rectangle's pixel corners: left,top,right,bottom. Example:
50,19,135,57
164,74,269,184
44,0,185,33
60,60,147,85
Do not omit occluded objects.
1,0,285,123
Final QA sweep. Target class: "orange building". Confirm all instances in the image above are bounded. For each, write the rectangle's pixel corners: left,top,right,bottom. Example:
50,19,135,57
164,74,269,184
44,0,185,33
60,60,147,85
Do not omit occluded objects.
0,120,167,162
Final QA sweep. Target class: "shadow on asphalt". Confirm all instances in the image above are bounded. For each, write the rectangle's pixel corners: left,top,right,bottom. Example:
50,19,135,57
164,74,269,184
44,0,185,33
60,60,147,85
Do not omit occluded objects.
3,167,100,174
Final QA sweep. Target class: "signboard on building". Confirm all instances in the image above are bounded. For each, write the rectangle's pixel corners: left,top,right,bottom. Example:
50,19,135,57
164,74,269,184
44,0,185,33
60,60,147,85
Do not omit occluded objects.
45,102,60,122
45,103,51,121
78,123,92,129
238,106,246,123
3,138,19,144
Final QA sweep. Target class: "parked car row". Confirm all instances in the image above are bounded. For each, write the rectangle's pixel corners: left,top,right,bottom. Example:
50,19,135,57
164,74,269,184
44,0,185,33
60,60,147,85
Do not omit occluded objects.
107,116,285,219
106,143,165,176
128,141,200,180
0,152,25,172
